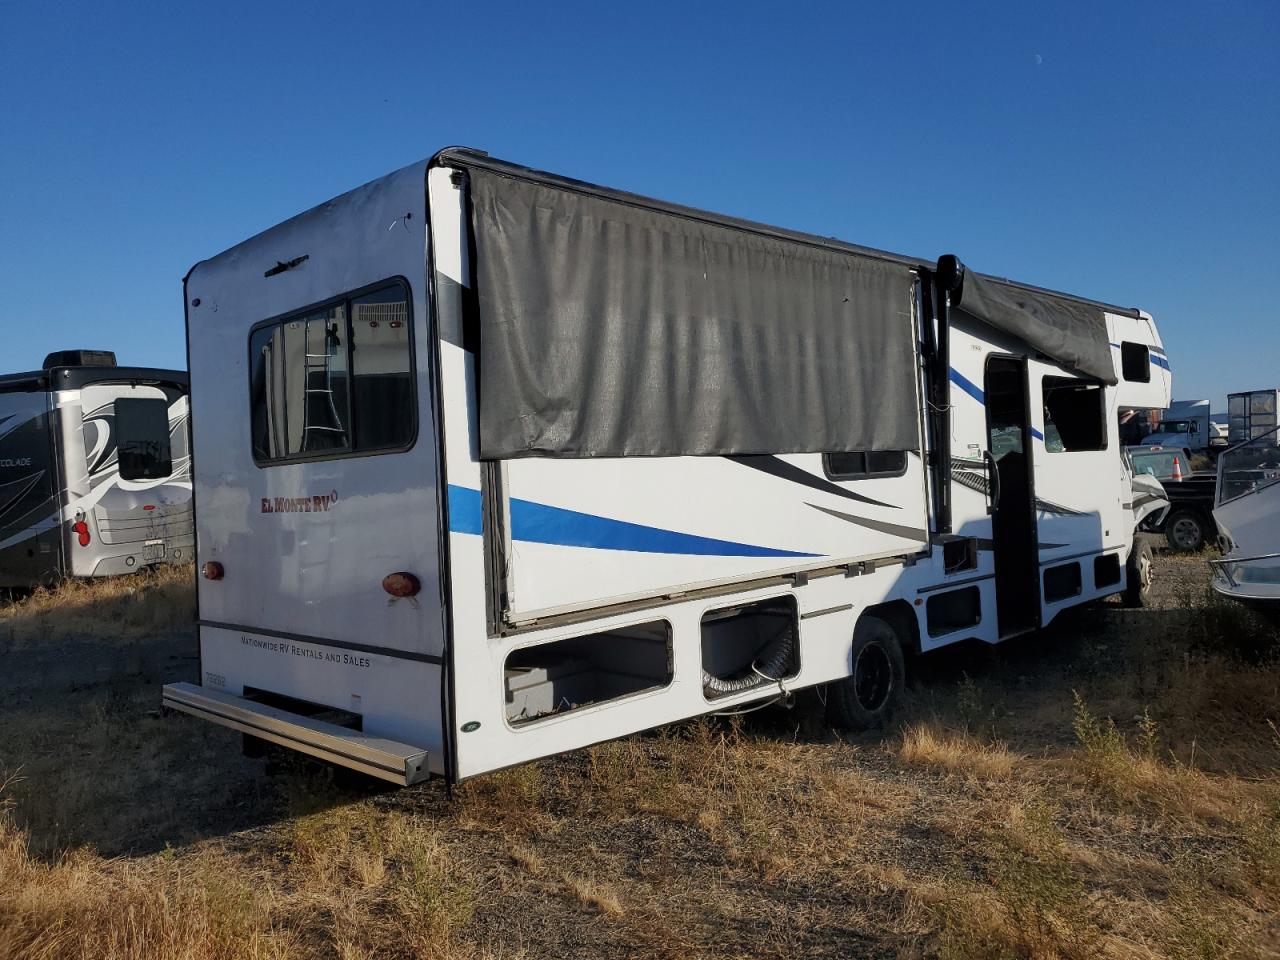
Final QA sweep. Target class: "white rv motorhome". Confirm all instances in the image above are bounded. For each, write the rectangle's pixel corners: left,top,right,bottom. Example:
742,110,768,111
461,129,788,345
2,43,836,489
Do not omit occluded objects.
0,351,193,588
162,151,1171,785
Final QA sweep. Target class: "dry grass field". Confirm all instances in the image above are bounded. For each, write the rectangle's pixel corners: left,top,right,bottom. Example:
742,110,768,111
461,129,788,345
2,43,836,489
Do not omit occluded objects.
1,551,1278,959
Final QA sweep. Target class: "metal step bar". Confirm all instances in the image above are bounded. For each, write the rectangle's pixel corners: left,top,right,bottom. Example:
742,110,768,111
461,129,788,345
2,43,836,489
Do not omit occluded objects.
161,682,429,785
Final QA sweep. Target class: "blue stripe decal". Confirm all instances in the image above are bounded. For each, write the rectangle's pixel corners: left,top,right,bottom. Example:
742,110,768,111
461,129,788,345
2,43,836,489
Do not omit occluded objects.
1111,341,1171,370
950,368,984,404
1111,341,1166,358
448,484,484,534
1030,427,1045,441
447,484,820,558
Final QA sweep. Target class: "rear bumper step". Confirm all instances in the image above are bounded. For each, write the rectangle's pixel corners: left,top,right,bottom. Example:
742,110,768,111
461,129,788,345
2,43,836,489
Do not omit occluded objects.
161,682,429,785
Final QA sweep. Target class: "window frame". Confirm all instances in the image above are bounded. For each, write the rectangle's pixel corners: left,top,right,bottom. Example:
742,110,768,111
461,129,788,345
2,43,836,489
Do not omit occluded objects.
1041,376,1108,453
822,449,910,481
247,277,417,468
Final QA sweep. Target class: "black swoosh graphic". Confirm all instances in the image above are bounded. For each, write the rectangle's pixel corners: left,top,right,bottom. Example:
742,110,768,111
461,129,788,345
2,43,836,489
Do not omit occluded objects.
1035,499,1085,517
806,502,928,541
951,468,991,496
729,455,900,510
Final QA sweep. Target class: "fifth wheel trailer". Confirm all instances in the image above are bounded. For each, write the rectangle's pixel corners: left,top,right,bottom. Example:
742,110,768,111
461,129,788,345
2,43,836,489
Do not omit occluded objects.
162,150,1171,785
0,351,193,588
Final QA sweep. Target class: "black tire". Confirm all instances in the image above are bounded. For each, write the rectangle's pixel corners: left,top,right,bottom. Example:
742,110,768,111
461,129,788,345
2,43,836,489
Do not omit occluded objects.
1164,508,1208,552
1124,538,1154,607
827,615,906,731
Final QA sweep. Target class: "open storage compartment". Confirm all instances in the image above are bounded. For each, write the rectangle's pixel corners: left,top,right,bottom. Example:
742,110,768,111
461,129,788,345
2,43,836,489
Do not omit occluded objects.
700,596,799,700
504,620,672,725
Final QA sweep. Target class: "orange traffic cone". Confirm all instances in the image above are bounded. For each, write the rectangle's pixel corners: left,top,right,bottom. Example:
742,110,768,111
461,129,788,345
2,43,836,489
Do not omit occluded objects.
1171,456,1183,482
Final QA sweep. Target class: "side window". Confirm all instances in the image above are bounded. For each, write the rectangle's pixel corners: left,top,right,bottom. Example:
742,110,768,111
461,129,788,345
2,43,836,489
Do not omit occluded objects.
824,450,908,480
249,280,413,465
1042,377,1106,452
114,397,173,480
1120,341,1150,383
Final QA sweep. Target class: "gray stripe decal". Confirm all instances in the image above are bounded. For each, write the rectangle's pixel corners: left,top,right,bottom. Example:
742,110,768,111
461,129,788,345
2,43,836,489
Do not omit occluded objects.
730,455,900,509
806,502,929,542
1036,499,1085,517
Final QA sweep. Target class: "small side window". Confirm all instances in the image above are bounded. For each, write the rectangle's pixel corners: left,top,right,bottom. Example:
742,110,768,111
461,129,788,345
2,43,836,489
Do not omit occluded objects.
1043,378,1106,452
824,450,908,480
1120,342,1151,383
114,397,173,481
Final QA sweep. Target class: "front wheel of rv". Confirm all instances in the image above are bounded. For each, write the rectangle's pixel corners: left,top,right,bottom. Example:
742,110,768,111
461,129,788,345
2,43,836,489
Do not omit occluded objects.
1124,538,1154,608
827,615,905,732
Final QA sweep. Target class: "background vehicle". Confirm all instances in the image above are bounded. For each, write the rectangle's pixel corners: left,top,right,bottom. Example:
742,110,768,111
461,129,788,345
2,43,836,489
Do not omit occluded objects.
1212,425,1280,614
1227,389,1280,446
0,350,192,588
1142,399,1217,453
1128,445,1218,551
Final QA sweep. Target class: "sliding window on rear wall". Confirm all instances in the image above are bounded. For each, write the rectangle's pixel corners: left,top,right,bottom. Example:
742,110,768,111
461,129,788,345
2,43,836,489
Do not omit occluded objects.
248,279,414,465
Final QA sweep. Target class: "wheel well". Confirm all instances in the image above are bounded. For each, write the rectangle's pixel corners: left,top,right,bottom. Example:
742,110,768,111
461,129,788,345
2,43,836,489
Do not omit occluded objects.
859,599,921,657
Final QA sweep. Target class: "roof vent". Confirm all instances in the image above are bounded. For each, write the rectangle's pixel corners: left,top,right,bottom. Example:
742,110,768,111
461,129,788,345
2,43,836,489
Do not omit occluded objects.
42,350,117,369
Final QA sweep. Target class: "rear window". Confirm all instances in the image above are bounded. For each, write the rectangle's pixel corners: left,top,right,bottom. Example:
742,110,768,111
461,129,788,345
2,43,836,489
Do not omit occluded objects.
114,397,173,480
249,280,414,464
1130,450,1180,479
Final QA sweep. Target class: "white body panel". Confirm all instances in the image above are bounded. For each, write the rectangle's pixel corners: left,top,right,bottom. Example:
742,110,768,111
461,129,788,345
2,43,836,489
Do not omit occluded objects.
66,384,193,577
1108,310,1171,411
497,452,928,623
185,161,444,658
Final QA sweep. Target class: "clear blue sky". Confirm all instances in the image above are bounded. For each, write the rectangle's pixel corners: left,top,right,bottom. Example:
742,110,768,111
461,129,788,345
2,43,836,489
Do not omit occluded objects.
2,1,1276,407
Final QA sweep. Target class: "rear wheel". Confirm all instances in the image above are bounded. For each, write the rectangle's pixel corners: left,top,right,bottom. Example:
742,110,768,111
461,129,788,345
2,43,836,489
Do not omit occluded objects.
827,615,906,731
1124,538,1154,607
1164,508,1208,552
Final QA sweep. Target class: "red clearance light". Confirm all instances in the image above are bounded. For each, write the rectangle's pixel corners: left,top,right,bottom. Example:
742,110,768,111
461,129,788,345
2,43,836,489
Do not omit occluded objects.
72,520,91,547
202,561,225,581
383,572,420,598
142,504,156,511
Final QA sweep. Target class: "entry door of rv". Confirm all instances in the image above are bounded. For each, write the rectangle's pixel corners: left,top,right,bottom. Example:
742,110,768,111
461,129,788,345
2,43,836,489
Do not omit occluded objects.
984,357,1040,637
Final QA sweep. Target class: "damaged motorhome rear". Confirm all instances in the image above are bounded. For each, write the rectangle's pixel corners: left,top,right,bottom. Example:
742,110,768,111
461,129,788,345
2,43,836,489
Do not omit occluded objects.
163,150,1170,784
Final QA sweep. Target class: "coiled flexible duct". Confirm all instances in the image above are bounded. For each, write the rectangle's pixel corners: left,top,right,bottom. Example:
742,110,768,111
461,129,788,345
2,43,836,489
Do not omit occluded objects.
701,623,795,697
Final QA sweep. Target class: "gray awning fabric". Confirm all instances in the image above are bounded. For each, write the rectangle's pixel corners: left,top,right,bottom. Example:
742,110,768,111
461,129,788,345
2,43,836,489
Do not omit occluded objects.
467,169,920,459
958,272,1117,384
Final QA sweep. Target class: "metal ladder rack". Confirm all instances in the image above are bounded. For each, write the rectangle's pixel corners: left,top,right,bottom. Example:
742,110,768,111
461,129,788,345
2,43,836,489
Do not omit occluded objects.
300,320,346,450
